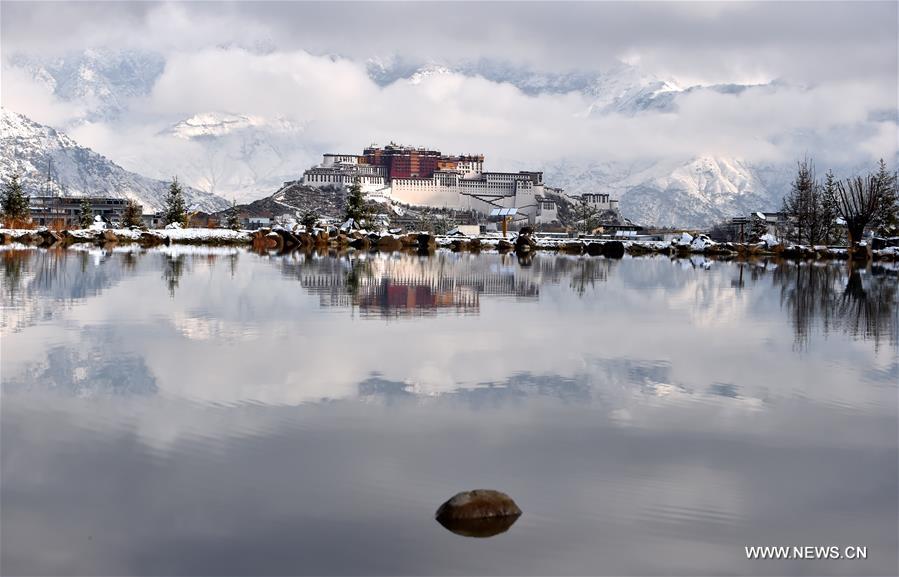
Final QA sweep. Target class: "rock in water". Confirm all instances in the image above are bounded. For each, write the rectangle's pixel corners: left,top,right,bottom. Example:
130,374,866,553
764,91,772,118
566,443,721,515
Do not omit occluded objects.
435,490,522,538
435,489,521,521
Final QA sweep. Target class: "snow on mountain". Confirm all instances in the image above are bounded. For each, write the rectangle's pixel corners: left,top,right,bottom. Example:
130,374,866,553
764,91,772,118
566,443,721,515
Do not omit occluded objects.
543,156,785,228
0,108,229,213
5,49,797,225
168,112,304,140
160,111,316,202
9,48,166,121
369,58,685,115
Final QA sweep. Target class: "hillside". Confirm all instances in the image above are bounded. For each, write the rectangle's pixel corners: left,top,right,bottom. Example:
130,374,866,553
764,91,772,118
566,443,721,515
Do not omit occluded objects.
0,108,229,213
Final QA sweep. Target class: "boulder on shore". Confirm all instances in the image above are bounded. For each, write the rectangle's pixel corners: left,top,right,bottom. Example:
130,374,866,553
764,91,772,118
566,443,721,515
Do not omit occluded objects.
376,235,402,251
560,241,584,255
601,240,625,259
450,238,470,252
417,233,437,251
585,242,603,256
514,234,537,253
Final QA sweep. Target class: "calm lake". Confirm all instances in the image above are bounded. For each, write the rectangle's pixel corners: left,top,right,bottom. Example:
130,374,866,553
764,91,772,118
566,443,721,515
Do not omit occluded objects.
1,246,897,576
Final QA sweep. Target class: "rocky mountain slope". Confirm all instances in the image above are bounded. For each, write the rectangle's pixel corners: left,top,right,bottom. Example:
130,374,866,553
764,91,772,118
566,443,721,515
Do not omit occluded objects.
0,108,229,213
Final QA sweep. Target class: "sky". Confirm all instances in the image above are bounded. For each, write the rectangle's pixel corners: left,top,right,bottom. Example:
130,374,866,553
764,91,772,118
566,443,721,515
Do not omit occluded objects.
1,1,897,198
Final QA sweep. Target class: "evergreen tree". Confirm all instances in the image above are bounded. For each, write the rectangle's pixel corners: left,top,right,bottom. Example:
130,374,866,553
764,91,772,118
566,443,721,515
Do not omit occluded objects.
748,217,768,243
343,179,369,225
163,177,187,226
871,158,898,236
300,209,318,232
79,198,94,228
226,199,241,230
782,158,816,244
820,170,840,244
576,195,599,235
122,199,143,228
1,173,30,222
781,158,840,245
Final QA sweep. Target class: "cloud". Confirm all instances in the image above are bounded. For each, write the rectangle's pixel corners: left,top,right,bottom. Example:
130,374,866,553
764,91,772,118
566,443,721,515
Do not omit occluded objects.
1,2,896,201
3,1,896,85
0,65,88,125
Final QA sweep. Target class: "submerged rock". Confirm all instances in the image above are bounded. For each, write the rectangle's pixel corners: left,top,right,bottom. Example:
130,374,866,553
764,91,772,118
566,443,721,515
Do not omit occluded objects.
435,489,521,521
437,514,520,538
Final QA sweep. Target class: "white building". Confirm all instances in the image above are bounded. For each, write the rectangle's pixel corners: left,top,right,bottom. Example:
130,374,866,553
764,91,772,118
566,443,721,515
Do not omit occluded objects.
581,193,619,212
302,163,389,195
534,196,559,225
302,147,551,224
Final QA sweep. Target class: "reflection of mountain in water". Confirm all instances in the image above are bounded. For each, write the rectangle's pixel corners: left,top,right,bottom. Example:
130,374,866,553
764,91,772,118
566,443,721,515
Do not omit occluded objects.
356,358,676,407
774,262,898,349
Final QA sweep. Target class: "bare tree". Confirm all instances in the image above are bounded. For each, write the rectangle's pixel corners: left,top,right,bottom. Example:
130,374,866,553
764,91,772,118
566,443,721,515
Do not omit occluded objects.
832,175,881,247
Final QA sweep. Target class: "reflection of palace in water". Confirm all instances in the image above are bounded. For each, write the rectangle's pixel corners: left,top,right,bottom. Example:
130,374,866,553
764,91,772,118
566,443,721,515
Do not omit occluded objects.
283,254,544,317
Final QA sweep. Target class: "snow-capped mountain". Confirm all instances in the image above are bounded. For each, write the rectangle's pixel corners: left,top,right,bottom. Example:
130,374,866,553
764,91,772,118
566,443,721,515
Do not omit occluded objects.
168,112,304,140
9,48,165,121
543,156,786,227
368,58,686,115
5,49,807,225
0,108,229,213
160,111,317,200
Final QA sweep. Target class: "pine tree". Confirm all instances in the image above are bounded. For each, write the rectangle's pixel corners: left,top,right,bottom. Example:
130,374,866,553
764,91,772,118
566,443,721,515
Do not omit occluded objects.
820,170,840,244
343,179,369,225
301,209,318,232
748,217,768,243
122,199,143,228
79,198,94,228
871,158,898,236
163,177,187,226
576,195,599,235
2,173,30,222
782,158,817,244
226,199,241,230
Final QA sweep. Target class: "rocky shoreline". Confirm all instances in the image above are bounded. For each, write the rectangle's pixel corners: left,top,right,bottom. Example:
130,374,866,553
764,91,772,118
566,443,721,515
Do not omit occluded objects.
2,227,896,262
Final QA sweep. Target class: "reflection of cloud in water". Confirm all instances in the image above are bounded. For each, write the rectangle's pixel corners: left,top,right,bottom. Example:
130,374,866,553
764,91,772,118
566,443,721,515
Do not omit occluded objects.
4,247,897,574
5,328,157,397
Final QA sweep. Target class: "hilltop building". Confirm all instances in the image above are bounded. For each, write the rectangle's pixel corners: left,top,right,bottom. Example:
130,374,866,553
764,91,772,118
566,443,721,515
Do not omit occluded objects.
581,193,619,213
302,143,554,225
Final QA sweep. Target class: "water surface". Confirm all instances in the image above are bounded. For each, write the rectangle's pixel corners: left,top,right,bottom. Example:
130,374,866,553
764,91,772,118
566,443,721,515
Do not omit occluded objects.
2,246,897,575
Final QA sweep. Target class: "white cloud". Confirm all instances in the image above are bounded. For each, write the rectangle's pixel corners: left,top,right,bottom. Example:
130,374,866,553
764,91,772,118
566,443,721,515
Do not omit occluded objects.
0,65,87,126
1,2,896,201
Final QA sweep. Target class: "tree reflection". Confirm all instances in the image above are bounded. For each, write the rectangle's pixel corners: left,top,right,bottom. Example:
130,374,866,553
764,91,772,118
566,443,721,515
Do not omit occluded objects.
776,262,897,349
837,267,898,347
569,257,611,297
162,254,186,298
1,249,31,297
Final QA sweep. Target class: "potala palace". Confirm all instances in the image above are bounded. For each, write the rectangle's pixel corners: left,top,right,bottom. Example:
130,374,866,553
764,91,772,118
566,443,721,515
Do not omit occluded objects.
302,143,619,225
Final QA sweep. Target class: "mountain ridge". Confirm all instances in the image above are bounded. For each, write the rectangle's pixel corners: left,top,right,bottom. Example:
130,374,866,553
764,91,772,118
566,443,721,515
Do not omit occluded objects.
0,108,229,213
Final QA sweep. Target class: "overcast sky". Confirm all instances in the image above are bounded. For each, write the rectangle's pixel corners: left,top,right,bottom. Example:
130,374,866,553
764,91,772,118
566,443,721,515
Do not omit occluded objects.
1,1,897,194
